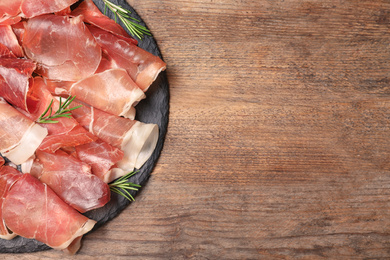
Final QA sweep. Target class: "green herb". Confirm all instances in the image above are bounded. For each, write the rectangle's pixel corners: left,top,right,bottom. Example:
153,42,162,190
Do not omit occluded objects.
37,95,82,124
102,0,151,40
109,171,141,201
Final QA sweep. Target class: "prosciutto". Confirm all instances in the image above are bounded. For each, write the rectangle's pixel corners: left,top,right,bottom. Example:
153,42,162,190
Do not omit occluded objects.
23,14,101,81
11,21,25,46
0,25,23,57
0,98,47,165
71,0,137,44
0,55,36,111
2,173,96,254
0,43,16,58
0,165,21,240
88,25,166,91
29,150,110,213
21,0,78,18
74,140,124,183
62,68,145,119
20,77,97,153
70,100,159,181
0,0,22,24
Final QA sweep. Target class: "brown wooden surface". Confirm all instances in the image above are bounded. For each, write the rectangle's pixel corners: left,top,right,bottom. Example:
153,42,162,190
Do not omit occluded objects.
4,0,390,259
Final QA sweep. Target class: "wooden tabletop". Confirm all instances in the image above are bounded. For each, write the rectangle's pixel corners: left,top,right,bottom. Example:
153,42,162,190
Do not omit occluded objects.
4,0,390,259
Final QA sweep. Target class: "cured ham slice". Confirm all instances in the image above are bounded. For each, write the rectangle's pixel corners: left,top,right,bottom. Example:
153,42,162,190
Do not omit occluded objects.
88,25,166,91
70,100,159,181
0,43,16,58
0,165,21,240
20,77,97,153
0,25,23,57
0,56,36,111
0,16,22,26
2,173,96,254
20,0,78,18
23,14,101,81
11,21,25,46
0,98,47,165
64,68,145,119
71,0,137,44
29,150,110,213
74,140,124,183
0,0,22,20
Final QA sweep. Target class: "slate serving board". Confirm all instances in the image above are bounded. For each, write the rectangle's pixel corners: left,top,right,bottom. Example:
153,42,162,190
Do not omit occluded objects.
0,0,169,253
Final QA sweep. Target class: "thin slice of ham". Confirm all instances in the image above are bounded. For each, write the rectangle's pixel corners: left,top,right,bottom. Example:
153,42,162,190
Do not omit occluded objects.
71,0,137,44
11,21,25,46
0,98,47,165
0,56,36,111
64,68,145,119
2,173,96,254
29,150,110,213
0,25,23,57
0,43,16,58
0,165,21,240
20,77,97,153
88,25,166,91
23,14,101,81
20,0,78,18
0,0,22,19
74,140,124,183
70,100,159,181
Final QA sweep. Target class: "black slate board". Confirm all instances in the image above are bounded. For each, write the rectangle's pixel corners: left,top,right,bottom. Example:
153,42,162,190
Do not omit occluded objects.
0,0,169,253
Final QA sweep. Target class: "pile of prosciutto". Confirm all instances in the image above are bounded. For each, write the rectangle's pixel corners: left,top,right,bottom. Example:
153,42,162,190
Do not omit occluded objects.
0,0,165,254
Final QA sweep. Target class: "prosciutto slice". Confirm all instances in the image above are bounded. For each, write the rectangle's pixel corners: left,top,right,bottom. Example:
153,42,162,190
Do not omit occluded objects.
74,139,124,183
0,165,21,240
11,21,25,46
0,0,22,21
88,25,166,91
23,14,101,81
70,100,159,181
20,77,97,153
0,43,16,58
21,0,78,18
0,56,36,111
71,0,137,44
62,68,145,119
0,25,23,57
29,150,110,213
0,98,47,165
2,173,96,254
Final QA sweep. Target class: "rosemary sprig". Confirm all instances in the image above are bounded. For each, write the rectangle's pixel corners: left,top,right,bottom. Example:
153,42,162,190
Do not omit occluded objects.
109,171,141,201
37,95,82,124
102,0,151,40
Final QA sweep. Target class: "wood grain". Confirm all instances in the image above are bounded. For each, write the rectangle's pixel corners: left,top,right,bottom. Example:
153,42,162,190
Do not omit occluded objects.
3,0,390,259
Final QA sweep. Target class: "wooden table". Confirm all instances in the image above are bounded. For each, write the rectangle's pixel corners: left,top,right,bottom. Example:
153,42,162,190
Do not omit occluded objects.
4,0,390,259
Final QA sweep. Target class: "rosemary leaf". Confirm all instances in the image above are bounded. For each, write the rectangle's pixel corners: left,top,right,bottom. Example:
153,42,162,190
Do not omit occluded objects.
37,95,81,124
102,0,151,40
109,171,140,202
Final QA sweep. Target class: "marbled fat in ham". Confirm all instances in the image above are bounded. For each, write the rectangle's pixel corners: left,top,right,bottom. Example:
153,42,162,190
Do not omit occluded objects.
23,14,101,81
2,174,96,253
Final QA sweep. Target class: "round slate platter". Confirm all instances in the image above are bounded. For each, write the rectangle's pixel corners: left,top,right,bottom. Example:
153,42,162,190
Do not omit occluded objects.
0,0,169,253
